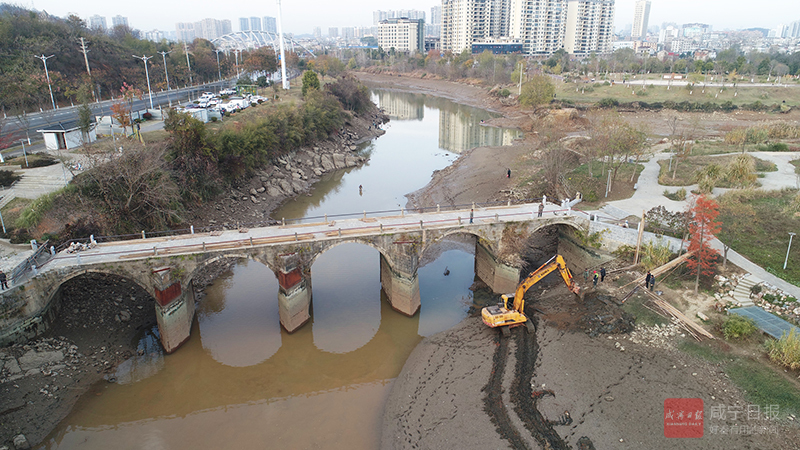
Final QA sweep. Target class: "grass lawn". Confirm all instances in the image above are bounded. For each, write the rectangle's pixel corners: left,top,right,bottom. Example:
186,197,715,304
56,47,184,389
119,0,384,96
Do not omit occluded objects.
0,197,33,229
565,161,644,206
657,154,777,187
718,189,800,286
555,79,800,107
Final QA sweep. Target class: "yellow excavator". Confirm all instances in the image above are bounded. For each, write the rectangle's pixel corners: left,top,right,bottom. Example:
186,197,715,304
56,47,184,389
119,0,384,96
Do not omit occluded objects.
481,254,581,335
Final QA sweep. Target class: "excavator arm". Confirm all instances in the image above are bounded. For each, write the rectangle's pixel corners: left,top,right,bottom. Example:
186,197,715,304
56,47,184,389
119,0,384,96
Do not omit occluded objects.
510,255,581,313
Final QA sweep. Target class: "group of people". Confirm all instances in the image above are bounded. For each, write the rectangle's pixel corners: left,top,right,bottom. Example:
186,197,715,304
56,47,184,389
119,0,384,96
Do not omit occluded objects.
587,267,607,286
644,271,656,291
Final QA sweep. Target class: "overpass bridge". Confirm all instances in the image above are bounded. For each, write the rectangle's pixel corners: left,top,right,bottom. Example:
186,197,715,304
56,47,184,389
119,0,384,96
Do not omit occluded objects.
0,202,588,353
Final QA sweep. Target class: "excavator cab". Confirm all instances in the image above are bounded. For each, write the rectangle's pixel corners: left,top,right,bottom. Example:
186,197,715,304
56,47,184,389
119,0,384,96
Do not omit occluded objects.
481,255,581,336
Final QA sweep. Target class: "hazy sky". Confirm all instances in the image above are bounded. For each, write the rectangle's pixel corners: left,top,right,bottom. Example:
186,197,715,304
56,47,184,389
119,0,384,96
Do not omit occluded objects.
20,0,799,35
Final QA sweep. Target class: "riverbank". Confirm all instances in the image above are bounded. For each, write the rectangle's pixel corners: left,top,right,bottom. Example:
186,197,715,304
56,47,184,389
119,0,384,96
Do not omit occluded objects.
0,106,389,448
361,72,800,448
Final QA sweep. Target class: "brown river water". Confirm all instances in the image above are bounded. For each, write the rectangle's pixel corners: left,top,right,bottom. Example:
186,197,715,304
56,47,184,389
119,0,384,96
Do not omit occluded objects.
38,90,519,449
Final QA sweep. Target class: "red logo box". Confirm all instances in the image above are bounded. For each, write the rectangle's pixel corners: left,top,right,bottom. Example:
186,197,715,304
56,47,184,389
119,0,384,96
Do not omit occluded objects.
664,398,704,438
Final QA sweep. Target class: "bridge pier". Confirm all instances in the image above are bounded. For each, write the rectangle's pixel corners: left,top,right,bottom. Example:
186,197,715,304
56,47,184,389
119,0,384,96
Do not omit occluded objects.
276,258,312,333
152,275,196,354
380,251,420,317
475,241,521,295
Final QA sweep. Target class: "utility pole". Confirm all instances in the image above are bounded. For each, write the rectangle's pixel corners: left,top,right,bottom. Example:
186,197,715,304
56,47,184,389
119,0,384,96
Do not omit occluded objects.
184,42,193,85
277,0,289,89
34,54,57,110
518,61,524,96
234,49,241,79
78,37,91,76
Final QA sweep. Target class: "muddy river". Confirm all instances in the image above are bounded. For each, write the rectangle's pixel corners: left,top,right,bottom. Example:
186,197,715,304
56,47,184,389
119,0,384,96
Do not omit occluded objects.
38,91,520,449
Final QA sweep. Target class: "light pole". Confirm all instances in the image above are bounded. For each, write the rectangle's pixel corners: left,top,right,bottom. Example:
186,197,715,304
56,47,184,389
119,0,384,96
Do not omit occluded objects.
214,49,223,81
784,232,796,270
233,49,241,79
158,50,172,91
518,60,524,96
133,55,154,109
20,140,29,167
34,54,57,110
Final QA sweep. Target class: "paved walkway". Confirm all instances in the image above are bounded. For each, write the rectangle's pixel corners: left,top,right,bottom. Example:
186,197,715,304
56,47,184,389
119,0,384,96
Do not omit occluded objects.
604,147,800,301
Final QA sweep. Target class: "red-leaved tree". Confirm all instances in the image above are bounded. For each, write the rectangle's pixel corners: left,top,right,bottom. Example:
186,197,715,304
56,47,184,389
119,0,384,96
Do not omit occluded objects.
686,194,721,293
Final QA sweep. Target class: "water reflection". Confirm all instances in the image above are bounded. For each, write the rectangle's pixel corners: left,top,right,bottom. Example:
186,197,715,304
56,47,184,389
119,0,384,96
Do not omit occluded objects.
272,89,520,222
312,243,381,354
197,260,281,367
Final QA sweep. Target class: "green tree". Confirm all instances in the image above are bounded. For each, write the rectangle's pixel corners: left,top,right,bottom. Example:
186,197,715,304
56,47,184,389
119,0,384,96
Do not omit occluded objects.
77,82,94,146
519,74,555,107
302,70,320,97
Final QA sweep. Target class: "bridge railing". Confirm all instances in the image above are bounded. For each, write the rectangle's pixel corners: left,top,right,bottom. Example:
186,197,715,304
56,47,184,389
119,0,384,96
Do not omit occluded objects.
37,200,593,266
43,198,549,252
10,240,52,286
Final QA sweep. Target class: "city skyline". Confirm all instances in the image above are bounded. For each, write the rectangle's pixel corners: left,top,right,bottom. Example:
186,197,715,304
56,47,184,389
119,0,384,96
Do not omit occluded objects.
17,0,800,35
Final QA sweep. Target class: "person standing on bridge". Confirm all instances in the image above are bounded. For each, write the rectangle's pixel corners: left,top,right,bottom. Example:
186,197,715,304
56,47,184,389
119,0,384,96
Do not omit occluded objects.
469,208,474,224
538,202,544,218
0,270,7,290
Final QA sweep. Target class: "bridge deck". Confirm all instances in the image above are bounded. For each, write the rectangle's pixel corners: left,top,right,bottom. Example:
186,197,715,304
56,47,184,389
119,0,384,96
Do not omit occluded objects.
43,202,579,271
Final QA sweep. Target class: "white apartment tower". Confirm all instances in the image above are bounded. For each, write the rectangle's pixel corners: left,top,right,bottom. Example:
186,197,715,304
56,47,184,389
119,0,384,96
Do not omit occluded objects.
263,16,277,34
445,0,615,55
563,0,614,54
239,18,250,32
509,0,567,54
89,15,106,31
378,18,425,53
632,0,651,40
442,0,488,54
111,15,128,28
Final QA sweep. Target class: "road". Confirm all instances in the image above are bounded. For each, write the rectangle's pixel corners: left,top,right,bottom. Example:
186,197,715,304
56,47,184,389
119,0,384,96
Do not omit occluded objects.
1,79,234,148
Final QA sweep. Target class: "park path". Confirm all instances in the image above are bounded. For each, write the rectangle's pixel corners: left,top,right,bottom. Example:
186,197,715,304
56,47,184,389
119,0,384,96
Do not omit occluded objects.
605,147,800,300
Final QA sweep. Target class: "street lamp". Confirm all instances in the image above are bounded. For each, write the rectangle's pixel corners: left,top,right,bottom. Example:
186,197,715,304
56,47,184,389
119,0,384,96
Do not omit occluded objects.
157,51,172,91
784,232,796,270
214,49,223,81
34,54,57,110
233,49,241,79
133,55,154,109
19,140,29,167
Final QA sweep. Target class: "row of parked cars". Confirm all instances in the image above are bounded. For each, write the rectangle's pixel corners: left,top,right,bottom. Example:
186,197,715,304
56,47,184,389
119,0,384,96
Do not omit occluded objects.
173,88,270,121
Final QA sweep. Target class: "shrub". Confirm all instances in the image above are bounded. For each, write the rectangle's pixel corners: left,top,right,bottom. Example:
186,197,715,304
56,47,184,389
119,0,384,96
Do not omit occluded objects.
142,112,153,120
499,88,511,98
663,188,687,201
597,97,619,108
722,315,758,340
766,329,800,370
756,142,789,152
750,284,762,296
0,169,21,187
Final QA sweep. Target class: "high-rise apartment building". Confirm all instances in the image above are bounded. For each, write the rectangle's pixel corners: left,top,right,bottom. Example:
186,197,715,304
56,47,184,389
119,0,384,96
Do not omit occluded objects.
563,0,614,54
431,6,442,25
89,15,106,31
176,22,196,42
196,18,232,40
374,9,427,25
263,16,277,33
111,15,128,28
239,17,250,32
249,17,262,31
377,18,425,53
329,27,339,38
442,0,488,54
446,0,614,55
313,27,322,39
632,0,651,40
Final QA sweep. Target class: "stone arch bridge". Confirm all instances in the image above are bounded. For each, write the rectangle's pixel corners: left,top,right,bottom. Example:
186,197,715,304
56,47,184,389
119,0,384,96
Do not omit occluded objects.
0,203,588,353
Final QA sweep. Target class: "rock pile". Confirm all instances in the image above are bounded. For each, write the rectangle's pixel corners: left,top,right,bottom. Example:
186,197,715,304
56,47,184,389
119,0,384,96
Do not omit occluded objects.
622,322,684,350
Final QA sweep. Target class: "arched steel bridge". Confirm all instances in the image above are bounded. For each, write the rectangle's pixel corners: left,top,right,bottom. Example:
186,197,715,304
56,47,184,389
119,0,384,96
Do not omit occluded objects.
211,31,317,57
